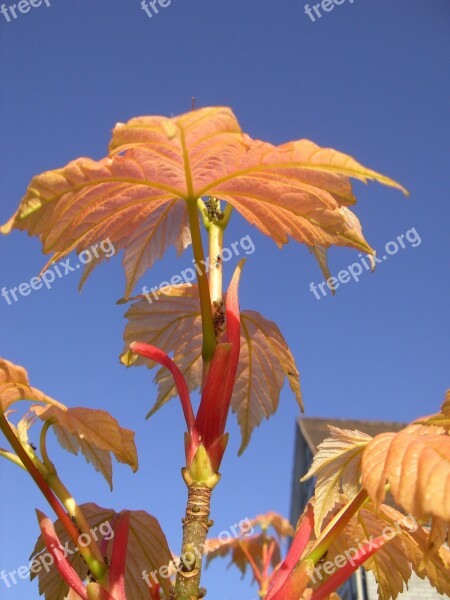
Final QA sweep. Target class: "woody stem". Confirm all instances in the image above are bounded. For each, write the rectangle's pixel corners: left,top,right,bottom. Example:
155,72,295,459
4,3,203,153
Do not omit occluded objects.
174,484,213,600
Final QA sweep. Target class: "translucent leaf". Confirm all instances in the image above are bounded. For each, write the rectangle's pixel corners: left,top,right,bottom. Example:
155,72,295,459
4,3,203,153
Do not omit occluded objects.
31,405,138,490
0,357,61,412
362,427,450,523
2,106,406,297
30,503,172,600
301,426,372,534
121,285,302,452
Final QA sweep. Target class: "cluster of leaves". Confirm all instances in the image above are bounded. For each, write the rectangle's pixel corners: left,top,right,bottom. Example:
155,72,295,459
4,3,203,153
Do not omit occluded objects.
298,392,450,599
207,394,450,600
4,105,439,600
0,358,173,599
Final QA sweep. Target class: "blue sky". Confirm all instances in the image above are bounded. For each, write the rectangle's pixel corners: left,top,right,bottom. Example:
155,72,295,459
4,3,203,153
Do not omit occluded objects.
0,1,449,598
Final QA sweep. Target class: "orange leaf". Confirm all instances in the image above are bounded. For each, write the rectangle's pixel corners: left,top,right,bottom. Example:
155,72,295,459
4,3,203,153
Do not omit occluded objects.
31,405,138,490
0,357,62,412
31,503,172,600
121,285,302,452
362,429,450,522
2,106,406,297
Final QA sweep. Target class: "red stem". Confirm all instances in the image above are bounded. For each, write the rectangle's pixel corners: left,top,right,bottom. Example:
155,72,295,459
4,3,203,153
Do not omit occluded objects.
239,540,263,584
0,412,83,548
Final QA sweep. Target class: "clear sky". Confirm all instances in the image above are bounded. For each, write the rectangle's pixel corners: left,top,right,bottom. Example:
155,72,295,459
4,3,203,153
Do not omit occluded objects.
0,1,449,599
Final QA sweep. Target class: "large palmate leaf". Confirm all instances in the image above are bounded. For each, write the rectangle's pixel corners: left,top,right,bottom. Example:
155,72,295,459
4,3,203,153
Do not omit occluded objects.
2,106,406,297
30,503,172,600
301,427,373,535
0,357,62,412
30,405,138,489
121,284,302,452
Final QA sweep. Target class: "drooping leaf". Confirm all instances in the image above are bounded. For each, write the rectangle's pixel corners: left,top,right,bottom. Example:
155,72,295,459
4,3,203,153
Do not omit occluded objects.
362,427,450,523
30,405,138,489
0,358,62,412
236,310,302,454
307,209,374,286
121,284,203,416
301,427,373,535
2,106,406,297
121,284,302,452
30,503,172,600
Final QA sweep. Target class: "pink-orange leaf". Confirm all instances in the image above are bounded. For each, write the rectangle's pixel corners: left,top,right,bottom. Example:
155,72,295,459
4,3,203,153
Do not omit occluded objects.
362,428,450,522
31,503,172,600
2,107,406,297
31,405,138,490
121,284,302,452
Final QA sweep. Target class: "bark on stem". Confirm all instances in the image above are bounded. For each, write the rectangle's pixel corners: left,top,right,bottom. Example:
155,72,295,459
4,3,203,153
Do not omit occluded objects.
174,484,213,600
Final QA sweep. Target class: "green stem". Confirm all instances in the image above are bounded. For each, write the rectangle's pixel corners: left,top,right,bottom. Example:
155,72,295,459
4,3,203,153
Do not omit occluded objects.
0,413,107,582
304,489,369,565
40,421,55,474
40,421,106,566
187,199,216,366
